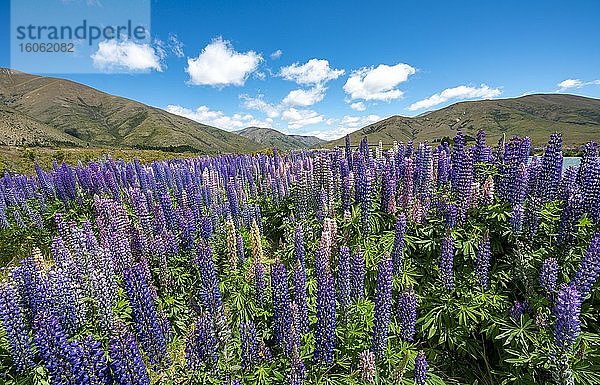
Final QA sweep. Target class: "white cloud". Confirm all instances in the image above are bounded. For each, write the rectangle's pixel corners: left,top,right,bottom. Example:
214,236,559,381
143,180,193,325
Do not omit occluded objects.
166,105,272,131
240,94,281,118
270,49,283,59
408,84,501,111
350,101,366,111
279,59,345,86
281,108,324,129
304,114,382,140
169,33,185,58
343,63,415,101
91,40,163,72
557,78,600,91
282,85,326,107
186,37,262,87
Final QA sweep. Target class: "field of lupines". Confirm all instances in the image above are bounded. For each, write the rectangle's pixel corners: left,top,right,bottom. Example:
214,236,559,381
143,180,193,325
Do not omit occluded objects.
0,130,599,385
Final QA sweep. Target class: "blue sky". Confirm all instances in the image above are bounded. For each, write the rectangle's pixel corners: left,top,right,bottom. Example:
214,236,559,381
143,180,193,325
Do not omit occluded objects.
1,0,600,140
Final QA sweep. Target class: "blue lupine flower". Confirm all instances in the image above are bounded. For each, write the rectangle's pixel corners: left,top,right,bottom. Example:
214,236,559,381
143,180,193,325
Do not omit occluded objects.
476,232,491,290
414,350,428,385
314,249,336,365
553,283,582,349
440,234,454,291
398,287,417,342
540,258,559,296
570,233,600,298
33,313,80,385
0,283,35,373
271,260,292,353
186,313,219,371
371,258,393,359
392,214,406,274
109,321,151,385
71,334,112,385
337,246,351,312
292,260,308,334
240,321,258,369
123,263,169,368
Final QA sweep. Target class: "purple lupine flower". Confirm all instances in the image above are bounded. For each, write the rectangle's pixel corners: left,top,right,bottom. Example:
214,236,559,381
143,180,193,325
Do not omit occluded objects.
337,246,351,312
553,283,582,349
351,251,365,302
476,232,491,290
292,260,308,334
33,313,80,384
538,133,563,202
123,263,169,367
341,161,351,217
397,287,417,342
195,244,225,319
288,303,306,385
72,334,112,385
509,300,528,320
313,248,336,366
12,256,50,323
509,164,528,233
444,202,458,230
186,313,219,370
109,321,151,385
271,260,292,353
414,351,428,385
540,258,559,296
392,214,406,275
570,233,600,298
440,234,454,291
401,158,415,209
0,283,35,372
240,321,258,369
359,350,376,384
371,258,393,359
200,215,213,240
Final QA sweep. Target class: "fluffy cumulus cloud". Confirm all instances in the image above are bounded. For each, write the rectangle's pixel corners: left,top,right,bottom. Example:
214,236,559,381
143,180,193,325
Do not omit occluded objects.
166,105,272,131
281,108,324,129
282,85,326,107
186,37,262,87
279,59,345,86
557,78,600,90
91,40,163,72
408,84,501,111
350,101,366,111
343,63,415,101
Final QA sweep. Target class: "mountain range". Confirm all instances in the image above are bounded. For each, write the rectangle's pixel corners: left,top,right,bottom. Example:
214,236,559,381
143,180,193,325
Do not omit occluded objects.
235,126,324,150
1,68,599,153
326,94,600,148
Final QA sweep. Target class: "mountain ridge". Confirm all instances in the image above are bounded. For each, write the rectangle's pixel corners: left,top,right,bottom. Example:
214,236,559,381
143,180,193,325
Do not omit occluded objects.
235,126,324,150
326,93,600,148
0,68,261,153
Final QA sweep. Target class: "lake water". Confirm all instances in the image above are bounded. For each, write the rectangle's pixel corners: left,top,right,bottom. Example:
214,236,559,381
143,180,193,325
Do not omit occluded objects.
562,157,581,169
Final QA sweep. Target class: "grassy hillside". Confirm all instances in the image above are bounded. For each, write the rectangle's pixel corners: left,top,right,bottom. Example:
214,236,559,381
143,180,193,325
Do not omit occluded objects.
0,68,261,153
327,94,600,148
235,126,324,150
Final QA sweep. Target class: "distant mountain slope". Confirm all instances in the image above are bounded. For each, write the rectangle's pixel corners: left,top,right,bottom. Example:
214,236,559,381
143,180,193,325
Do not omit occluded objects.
0,68,260,153
0,103,84,147
327,94,600,148
235,126,324,150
